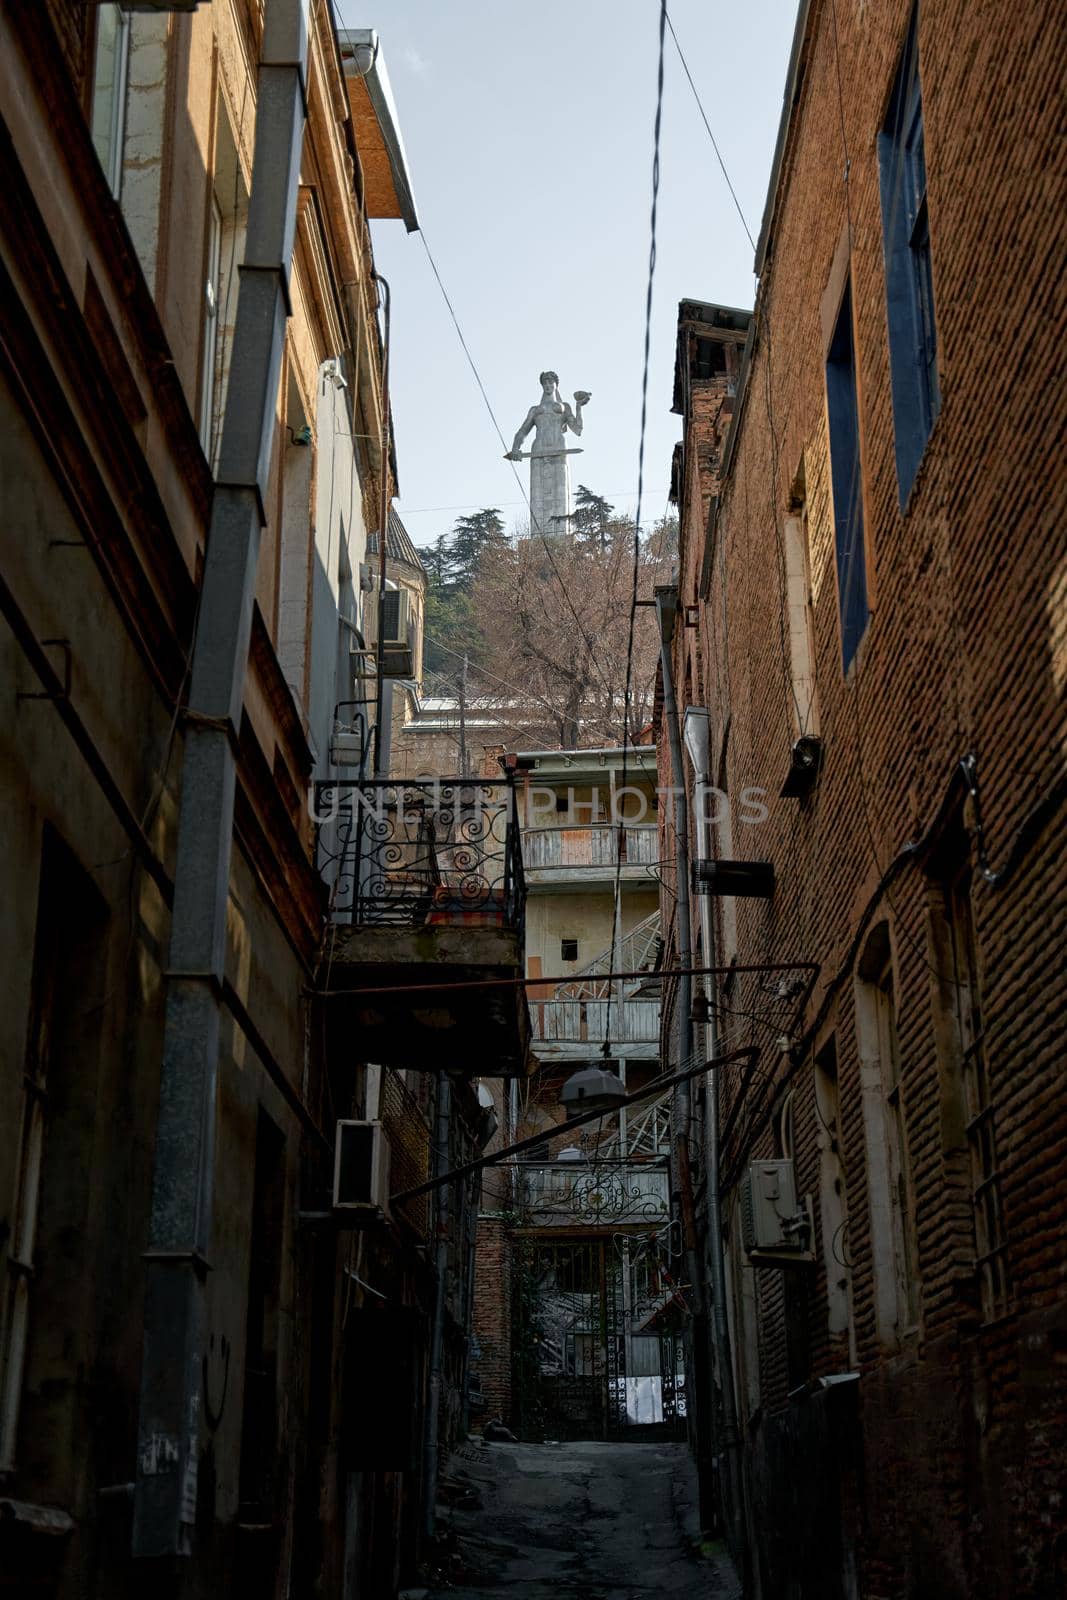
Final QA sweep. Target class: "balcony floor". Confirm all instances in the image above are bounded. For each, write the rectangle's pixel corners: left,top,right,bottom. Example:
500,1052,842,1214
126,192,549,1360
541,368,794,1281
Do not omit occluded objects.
322,922,531,1076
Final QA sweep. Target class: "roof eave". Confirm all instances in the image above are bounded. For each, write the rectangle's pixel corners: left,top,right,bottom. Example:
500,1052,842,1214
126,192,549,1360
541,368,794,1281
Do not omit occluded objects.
339,30,420,233
754,0,814,276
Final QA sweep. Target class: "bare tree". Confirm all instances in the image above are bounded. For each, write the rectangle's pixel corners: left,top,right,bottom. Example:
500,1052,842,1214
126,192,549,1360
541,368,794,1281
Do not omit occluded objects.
467,515,676,749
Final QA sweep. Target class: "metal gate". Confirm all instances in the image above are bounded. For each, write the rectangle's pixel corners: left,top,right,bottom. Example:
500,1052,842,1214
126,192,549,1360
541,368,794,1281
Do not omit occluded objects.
513,1237,686,1441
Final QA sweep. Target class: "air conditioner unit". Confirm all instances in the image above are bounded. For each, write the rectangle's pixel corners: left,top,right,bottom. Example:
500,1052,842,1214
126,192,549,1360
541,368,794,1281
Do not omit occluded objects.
365,587,414,678
740,1159,814,1265
333,1120,390,1220
381,587,408,644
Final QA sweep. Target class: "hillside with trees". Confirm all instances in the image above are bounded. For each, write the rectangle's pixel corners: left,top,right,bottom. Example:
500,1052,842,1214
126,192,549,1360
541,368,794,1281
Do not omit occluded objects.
420,488,677,749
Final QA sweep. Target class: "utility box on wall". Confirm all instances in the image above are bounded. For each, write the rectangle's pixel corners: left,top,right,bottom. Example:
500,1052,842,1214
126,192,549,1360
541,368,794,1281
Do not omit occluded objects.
741,1160,814,1265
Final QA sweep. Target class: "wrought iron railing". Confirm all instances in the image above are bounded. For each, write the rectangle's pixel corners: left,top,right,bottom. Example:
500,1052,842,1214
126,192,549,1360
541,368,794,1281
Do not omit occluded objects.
519,1162,670,1225
313,776,526,931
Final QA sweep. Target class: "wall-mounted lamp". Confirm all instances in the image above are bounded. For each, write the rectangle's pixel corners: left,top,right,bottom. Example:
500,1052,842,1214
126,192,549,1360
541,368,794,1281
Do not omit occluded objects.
693,858,776,898
288,423,312,447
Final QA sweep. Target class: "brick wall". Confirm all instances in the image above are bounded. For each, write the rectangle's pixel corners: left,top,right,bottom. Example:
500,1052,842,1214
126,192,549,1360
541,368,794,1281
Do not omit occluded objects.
662,0,1067,1594
471,1215,513,1425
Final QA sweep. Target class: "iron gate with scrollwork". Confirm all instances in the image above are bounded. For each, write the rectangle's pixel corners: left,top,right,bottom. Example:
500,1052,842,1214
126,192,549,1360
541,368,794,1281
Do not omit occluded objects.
512,1236,686,1441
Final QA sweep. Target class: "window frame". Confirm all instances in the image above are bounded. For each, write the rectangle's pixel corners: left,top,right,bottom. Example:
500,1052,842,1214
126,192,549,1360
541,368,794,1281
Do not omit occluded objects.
90,3,131,199
198,193,223,456
935,859,1011,1320
855,923,921,1343
878,10,941,505
825,281,870,672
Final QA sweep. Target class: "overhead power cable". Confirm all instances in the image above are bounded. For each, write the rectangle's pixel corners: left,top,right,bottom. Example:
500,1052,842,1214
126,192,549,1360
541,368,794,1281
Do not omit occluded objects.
398,490,671,519
664,5,756,254
607,0,668,1047
416,231,619,713
424,632,624,748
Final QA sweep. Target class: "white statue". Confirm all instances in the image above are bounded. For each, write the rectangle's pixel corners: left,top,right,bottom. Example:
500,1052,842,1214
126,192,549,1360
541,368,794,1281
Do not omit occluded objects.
506,370,592,535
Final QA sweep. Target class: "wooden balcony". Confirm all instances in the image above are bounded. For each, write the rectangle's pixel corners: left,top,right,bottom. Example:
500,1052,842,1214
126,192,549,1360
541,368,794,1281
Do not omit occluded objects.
522,825,658,888
528,996,661,1062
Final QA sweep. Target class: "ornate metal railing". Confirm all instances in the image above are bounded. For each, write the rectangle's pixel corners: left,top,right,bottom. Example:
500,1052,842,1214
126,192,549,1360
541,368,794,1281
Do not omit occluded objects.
313,776,526,930
519,1162,670,1226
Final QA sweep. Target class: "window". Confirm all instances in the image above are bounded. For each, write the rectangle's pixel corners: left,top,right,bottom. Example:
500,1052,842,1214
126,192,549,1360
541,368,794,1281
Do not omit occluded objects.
560,938,579,963
277,373,315,704
238,1110,286,1520
855,924,919,1340
200,102,249,467
814,1040,855,1358
879,10,940,503
784,468,820,737
554,793,569,814
90,4,130,197
0,830,108,1472
198,196,222,455
777,1092,813,1390
825,284,869,670
928,856,1010,1319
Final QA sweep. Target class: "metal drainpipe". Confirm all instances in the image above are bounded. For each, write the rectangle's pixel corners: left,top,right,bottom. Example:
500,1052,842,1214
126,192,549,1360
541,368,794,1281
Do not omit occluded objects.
132,0,309,1559
655,585,715,1530
459,1169,479,1436
372,273,391,776
422,1075,451,1541
683,705,745,1563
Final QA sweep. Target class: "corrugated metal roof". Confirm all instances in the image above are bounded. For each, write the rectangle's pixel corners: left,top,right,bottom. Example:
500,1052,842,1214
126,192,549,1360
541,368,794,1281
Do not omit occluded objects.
368,508,425,573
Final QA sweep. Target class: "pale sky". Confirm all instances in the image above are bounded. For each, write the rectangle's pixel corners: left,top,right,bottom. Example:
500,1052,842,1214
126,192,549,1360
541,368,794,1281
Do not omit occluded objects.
341,0,799,547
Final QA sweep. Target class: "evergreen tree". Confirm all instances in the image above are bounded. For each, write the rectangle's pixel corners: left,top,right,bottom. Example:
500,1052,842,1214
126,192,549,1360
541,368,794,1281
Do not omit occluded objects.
446,508,507,589
567,484,615,551
421,508,506,680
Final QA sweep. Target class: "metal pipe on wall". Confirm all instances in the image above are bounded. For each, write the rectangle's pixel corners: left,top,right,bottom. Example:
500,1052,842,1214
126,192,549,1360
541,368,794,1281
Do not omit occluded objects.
655,584,716,1530
132,0,310,1559
372,272,392,776
683,704,745,1561
422,1075,451,1540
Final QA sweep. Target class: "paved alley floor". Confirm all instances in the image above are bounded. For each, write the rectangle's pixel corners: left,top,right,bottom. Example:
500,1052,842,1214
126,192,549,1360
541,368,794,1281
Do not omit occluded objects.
427,1439,741,1599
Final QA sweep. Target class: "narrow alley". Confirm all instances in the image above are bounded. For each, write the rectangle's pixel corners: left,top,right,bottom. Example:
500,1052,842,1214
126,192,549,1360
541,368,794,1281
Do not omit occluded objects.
1,0,1064,1596
428,1441,740,1600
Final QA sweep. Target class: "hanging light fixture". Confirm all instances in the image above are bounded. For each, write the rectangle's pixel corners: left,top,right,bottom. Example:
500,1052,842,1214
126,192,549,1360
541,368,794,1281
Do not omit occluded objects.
559,1063,626,1114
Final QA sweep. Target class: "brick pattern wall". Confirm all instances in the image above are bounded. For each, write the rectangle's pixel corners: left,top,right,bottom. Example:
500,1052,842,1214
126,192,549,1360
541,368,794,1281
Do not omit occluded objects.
472,1215,513,1425
662,1,1067,1594
45,1,93,107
